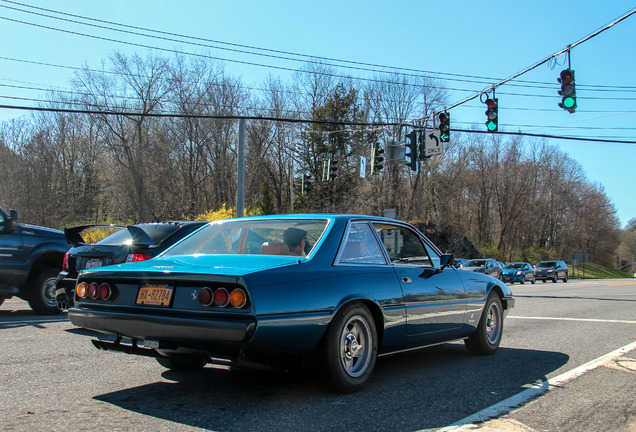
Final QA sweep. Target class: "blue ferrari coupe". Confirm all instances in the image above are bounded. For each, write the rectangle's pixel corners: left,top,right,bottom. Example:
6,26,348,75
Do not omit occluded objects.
68,214,514,393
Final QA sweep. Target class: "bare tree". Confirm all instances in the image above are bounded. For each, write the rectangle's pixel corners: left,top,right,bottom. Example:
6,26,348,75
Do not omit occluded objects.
73,51,172,221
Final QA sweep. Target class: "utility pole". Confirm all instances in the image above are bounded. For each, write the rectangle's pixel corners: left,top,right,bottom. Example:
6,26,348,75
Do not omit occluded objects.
236,118,245,218
289,161,294,213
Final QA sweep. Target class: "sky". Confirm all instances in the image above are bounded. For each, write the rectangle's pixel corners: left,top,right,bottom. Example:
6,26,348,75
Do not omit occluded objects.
0,0,634,227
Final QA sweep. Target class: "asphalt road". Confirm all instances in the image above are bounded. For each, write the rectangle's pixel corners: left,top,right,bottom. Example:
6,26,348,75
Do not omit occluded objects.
1,279,635,432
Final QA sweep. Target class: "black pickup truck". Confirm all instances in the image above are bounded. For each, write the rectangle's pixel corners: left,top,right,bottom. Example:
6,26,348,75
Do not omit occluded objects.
0,207,70,314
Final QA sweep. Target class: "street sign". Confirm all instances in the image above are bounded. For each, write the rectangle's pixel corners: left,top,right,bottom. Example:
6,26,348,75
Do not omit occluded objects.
424,129,443,157
360,156,367,178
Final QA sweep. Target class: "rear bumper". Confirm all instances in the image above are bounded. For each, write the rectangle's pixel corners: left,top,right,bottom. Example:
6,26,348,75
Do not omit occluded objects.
68,308,256,346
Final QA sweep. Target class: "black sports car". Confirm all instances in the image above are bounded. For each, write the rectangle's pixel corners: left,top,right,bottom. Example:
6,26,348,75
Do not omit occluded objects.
55,221,205,309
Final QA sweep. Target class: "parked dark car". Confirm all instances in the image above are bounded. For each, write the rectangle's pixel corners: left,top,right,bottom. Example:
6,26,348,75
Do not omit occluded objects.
55,221,206,310
454,258,468,268
68,214,515,393
535,260,569,283
460,258,503,280
0,207,70,314
502,262,535,284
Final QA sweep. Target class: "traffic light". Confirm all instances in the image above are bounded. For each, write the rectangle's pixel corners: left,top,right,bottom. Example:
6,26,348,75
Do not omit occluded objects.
558,69,576,113
370,142,385,175
484,98,498,132
439,112,450,142
404,131,418,171
301,174,311,194
323,159,338,180
328,159,338,179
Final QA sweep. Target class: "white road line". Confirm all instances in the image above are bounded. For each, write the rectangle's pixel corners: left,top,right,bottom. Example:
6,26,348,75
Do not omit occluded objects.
436,340,636,432
508,316,636,325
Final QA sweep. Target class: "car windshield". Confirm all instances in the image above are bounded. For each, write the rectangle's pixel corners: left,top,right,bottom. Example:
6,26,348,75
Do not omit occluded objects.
163,218,330,257
466,259,487,267
537,261,556,268
504,263,524,269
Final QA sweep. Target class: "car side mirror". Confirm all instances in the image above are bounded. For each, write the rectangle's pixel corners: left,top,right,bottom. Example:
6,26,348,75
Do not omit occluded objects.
440,254,454,269
418,254,454,279
4,209,18,234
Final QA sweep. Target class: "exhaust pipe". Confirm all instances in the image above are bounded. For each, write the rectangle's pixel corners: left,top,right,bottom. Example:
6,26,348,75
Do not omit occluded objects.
57,300,68,310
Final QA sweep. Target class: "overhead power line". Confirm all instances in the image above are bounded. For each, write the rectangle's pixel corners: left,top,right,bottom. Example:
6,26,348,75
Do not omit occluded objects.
2,104,635,144
0,0,575,88
424,7,636,121
2,1,636,94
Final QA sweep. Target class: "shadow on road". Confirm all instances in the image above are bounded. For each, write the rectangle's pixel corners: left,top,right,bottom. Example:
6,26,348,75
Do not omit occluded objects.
94,344,569,431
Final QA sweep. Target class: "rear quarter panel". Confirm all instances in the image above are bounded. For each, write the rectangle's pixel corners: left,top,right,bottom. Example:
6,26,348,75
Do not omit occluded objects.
243,261,407,352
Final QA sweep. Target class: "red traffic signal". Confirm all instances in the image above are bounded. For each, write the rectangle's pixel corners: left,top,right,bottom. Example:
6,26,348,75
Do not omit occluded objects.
559,69,574,84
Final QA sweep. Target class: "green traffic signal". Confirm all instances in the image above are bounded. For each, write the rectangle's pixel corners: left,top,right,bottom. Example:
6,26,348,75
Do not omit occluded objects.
439,112,450,142
484,98,498,132
558,69,576,113
562,96,576,109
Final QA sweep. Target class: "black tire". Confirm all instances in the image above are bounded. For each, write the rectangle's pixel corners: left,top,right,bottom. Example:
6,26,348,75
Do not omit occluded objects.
465,291,503,355
520,277,525,284
324,302,377,393
552,274,558,283
156,355,207,371
531,275,536,284
563,273,569,283
542,279,546,283
27,268,61,315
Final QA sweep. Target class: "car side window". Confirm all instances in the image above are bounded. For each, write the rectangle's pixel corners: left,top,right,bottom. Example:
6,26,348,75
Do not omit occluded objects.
338,223,386,265
372,223,433,267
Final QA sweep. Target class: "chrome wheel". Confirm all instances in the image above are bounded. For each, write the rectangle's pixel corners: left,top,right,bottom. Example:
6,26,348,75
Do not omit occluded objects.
339,315,372,378
485,301,502,345
324,302,377,393
465,291,503,355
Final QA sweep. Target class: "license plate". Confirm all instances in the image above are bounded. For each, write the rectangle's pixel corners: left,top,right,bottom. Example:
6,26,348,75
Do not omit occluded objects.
136,284,173,306
84,259,103,269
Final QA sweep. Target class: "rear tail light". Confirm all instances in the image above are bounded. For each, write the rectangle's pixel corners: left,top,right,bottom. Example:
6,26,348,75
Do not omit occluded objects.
229,289,247,308
76,281,117,301
87,282,99,299
62,251,70,271
125,253,153,263
197,287,247,309
213,288,229,307
98,283,112,300
197,287,214,306
76,282,88,298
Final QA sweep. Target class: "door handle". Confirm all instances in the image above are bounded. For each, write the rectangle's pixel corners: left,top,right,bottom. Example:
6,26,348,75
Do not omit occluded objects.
401,277,412,283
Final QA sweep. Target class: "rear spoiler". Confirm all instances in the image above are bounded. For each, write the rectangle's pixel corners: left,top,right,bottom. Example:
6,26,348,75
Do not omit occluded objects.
126,225,156,247
64,224,126,246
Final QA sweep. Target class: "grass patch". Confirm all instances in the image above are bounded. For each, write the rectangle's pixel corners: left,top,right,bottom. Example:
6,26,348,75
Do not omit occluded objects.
569,262,633,279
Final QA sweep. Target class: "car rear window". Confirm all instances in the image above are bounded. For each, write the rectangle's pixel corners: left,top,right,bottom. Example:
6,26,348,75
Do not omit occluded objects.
163,218,330,257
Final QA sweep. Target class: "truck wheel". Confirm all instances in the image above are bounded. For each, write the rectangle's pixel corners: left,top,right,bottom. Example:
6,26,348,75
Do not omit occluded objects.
28,268,62,315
